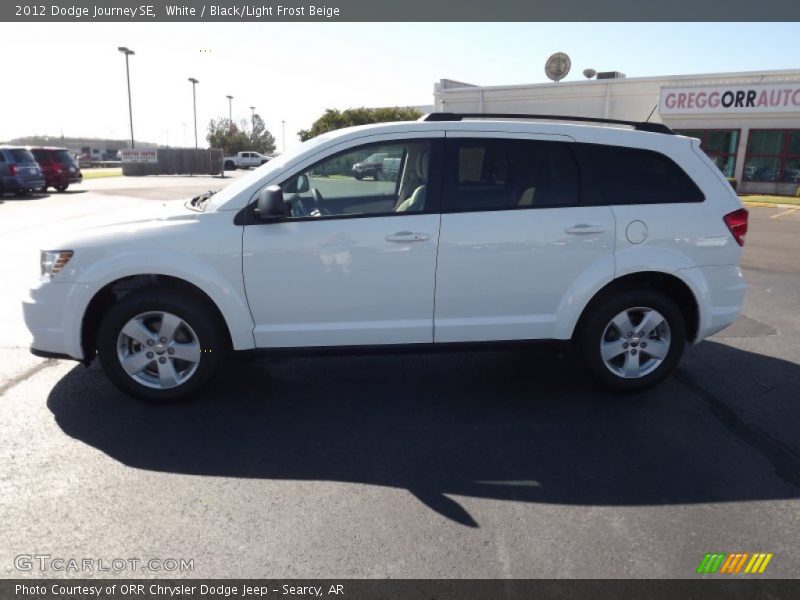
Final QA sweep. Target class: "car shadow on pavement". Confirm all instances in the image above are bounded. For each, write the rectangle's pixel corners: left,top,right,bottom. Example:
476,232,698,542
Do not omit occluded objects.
47,342,800,527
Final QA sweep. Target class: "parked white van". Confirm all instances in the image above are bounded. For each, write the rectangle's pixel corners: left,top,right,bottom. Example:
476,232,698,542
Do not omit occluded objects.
23,114,747,401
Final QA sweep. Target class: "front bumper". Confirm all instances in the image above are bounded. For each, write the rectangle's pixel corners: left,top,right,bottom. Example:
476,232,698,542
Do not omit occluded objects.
22,280,85,360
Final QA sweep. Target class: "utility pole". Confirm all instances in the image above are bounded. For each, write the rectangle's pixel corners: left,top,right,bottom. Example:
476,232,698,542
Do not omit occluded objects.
117,47,135,149
188,78,199,148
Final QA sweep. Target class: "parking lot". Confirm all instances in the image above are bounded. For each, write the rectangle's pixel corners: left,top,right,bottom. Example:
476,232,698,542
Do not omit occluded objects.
1,176,799,578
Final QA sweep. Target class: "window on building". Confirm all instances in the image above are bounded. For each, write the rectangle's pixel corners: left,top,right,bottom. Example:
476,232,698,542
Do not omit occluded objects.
743,130,800,183
675,129,739,178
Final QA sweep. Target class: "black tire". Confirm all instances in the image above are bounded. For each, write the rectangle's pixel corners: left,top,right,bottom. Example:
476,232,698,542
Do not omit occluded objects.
354,173,363,180
224,161,236,170
577,289,686,392
96,287,227,403
55,185,68,192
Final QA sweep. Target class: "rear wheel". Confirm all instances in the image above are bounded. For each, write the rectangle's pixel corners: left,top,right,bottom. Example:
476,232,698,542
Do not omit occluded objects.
55,185,68,192
224,160,236,170
578,289,686,392
97,288,227,402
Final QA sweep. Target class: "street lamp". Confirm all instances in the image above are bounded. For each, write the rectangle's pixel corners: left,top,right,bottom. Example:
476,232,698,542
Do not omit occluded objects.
188,78,199,149
281,120,286,153
226,95,234,122
117,46,135,149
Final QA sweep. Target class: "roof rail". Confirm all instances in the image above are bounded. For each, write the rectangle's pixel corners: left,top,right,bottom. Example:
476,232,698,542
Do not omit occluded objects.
421,112,674,135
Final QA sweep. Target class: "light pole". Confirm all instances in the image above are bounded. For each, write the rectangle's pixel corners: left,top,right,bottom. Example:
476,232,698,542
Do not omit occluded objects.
281,120,286,153
188,78,199,149
226,95,234,123
117,46,135,149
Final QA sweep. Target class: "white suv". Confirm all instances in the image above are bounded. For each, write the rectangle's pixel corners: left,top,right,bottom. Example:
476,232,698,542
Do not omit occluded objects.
23,114,748,401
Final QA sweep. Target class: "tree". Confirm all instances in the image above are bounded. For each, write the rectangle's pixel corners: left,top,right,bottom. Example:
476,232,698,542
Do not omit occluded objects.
206,118,250,155
249,114,276,155
298,107,423,142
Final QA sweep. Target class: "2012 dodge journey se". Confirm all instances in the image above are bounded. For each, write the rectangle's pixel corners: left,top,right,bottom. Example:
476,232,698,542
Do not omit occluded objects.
23,114,748,401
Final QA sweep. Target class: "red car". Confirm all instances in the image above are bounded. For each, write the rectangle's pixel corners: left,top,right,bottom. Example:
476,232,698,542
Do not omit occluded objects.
29,147,82,192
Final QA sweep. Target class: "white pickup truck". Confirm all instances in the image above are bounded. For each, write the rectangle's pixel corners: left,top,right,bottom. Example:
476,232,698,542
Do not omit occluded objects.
223,151,272,170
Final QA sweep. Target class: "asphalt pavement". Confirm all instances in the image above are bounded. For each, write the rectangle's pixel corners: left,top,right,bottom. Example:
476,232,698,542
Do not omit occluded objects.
1,177,799,578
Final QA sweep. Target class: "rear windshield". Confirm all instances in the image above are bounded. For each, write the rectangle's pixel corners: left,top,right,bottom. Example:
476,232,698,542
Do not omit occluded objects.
31,150,50,163
53,150,76,165
11,149,36,164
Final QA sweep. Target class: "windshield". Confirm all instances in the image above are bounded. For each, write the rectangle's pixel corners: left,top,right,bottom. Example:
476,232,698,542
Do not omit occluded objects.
205,133,334,211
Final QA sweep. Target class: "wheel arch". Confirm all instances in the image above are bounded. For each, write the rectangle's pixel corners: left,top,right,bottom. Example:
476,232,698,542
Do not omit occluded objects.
80,274,240,363
571,271,700,344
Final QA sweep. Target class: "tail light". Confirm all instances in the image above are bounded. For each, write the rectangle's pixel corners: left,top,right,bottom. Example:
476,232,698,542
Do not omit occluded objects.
8,164,17,176
723,208,749,247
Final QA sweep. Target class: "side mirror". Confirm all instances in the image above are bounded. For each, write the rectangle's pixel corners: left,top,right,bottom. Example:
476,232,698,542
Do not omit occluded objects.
255,185,288,221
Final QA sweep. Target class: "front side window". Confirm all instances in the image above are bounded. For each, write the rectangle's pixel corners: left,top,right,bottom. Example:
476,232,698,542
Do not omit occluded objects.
443,139,579,212
744,129,800,183
675,129,739,178
280,141,432,218
574,143,704,205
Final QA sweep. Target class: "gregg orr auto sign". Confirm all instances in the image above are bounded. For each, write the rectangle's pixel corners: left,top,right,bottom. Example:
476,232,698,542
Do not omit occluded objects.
660,82,800,115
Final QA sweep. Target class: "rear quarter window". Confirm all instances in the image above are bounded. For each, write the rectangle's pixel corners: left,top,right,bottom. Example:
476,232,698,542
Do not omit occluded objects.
572,143,704,205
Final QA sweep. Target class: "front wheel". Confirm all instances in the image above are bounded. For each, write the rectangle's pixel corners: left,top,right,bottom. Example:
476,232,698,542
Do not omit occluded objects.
577,289,686,392
55,185,68,192
97,288,227,402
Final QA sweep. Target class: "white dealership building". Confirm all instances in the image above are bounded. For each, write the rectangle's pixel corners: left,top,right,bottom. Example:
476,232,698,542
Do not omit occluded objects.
433,69,800,195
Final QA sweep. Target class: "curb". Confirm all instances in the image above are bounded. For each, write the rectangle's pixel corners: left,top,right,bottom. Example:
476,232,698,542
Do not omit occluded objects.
741,201,800,209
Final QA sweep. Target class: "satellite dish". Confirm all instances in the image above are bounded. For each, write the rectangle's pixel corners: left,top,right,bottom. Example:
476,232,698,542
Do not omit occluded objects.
545,52,571,82
582,68,597,79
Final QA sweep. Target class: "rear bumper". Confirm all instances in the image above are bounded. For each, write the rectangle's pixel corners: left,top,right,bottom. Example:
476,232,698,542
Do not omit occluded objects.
678,264,746,343
45,172,82,186
3,176,46,190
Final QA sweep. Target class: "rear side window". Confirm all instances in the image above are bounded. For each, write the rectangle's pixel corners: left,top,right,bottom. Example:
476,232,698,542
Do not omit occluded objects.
572,143,704,205
11,149,36,164
443,139,579,212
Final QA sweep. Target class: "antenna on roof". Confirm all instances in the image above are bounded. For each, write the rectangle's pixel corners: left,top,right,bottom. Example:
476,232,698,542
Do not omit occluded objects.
644,103,658,124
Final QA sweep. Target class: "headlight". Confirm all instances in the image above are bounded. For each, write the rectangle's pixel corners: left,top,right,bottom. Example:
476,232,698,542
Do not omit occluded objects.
41,250,74,279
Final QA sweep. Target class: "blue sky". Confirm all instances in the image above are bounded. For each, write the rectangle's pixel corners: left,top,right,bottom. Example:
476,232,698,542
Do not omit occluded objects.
2,22,798,150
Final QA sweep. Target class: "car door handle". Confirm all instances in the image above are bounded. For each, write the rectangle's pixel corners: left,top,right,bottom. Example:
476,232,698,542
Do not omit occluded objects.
385,231,430,242
565,224,604,234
